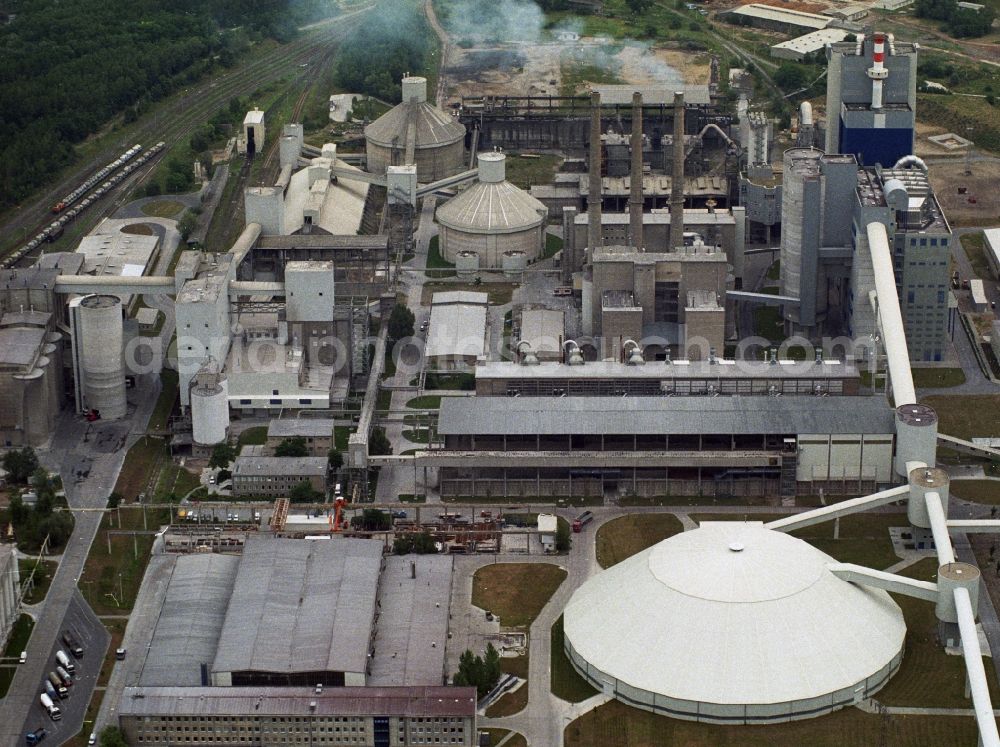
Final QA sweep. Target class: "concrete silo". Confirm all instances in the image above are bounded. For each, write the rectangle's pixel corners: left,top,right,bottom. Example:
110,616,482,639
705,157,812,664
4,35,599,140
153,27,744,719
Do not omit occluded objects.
190,369,229,454
436,152,548,268
77,294,127,420
364,76,466,181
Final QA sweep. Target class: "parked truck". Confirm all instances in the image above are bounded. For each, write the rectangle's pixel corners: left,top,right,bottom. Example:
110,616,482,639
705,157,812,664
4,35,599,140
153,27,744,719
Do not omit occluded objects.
62,631,83,658
46,673,67,699
55,650,75,674
572,510,594,532
39,693,61,721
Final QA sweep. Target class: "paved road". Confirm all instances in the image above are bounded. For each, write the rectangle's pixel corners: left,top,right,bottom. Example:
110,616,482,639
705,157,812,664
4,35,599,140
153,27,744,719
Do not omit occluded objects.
18,592,110,744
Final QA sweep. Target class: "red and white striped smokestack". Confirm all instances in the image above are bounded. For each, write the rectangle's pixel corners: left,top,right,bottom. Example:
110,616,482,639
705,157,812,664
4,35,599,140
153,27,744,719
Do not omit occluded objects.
867,32,888,110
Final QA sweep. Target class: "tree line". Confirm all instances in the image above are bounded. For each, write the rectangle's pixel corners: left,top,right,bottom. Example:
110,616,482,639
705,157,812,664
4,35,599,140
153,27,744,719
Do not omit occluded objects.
0,0,328,209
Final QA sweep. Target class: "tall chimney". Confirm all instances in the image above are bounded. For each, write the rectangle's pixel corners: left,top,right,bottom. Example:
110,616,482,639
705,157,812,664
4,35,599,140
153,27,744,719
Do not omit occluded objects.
668,91,686,252
629,91,644,251
588,91,603,254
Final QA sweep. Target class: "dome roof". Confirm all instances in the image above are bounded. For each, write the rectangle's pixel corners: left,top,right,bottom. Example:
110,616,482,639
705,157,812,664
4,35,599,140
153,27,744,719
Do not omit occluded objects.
436,153,547,234
364,77,465,150
564,522,905,711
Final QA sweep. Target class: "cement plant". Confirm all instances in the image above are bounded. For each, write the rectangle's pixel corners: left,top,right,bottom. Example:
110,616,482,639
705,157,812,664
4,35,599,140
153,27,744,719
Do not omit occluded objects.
1,0,1000,746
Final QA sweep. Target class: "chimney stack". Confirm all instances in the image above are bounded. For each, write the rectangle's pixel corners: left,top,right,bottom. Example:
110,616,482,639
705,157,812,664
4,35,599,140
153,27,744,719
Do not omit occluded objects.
588,91,603,254
629,92,644,251
669,91,686,252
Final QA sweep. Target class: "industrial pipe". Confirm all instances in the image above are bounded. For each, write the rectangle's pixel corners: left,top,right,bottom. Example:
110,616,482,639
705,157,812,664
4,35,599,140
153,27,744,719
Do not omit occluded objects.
588,91,603,253
867,221,916,406
629,92,644,251
696,123,736,148
954,586,1000,747
230,222,262,266
924,491,956,566
668,91,686,252
892,155,928,172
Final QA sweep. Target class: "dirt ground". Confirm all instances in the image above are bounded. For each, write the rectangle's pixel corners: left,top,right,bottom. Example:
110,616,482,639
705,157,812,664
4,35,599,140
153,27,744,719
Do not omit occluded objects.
926,158,1000,227
914,120,972,158
442,39,712,102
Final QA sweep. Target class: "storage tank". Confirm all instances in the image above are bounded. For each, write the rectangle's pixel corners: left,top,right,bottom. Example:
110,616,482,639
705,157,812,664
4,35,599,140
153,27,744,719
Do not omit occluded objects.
364,76,466,181
79,294,126,420
779,148,823,327
502,250,528,277
455,250,480,278
191,371,229,447
436,152,547,268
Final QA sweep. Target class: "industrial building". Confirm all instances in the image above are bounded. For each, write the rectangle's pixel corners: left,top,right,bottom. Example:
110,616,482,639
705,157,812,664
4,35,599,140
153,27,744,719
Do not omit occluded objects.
517,309,565,362
435,391,894,499
118,537,469,744
69,294,127,420
0,548,19,651
266,418,336,456
984,228,1000,279
364,76,466,182
435,152,547,269
0,306,63,446
231,453,329,497
118,686,477,746
584,244,729,360
825,33,918,167
770,29,850,61
564,521,905,723
722,4,832,33
424,292,489,370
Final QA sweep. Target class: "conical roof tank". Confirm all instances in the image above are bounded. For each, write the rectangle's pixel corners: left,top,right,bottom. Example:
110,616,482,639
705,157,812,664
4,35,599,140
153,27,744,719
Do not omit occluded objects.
364,76,466,181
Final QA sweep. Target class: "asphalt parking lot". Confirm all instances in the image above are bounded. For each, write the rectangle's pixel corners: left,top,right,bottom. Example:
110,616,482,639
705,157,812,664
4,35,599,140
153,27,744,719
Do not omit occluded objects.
18,592,109,746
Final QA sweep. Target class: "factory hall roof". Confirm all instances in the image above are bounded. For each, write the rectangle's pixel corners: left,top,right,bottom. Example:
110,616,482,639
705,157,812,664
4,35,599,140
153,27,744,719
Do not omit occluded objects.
475,359,859,380
590,84,712,106
139,554,240,687
266,419,335,439
211,536,383,678
564,522,905,710
119,686,477,718
365,101,465,149
438,395,894,436
231,456,329,477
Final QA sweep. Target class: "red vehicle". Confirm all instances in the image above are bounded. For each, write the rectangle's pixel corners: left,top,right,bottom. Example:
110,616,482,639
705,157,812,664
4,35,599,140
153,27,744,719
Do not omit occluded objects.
51,202,66,214
85,409,100,422
572,511,594,533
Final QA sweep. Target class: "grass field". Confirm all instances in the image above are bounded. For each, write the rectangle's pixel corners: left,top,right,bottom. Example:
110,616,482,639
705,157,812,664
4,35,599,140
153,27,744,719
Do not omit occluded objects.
564,700,981,746
951,480,1000,505
503,153,563,190
405,395,442,409
426,235,455,270
962,232,993,279
147,370,178,431
19,558,57,604
551,615,599,703
910,367,967,388
922,394,1000,440
485,653,530,718
595,514,684,569
472,563,566,628
237,426,268,447
421,281,516,306
113,436,168,500
0,615,34,696
140,200,185,219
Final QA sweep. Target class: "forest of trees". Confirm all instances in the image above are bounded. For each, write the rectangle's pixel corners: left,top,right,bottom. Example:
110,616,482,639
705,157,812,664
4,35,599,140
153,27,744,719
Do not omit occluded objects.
915,0,996,38
334,1,433,102
0,0,325,209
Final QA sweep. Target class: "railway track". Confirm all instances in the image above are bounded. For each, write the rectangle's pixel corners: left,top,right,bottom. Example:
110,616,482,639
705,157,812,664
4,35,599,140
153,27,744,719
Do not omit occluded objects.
0,7,372,264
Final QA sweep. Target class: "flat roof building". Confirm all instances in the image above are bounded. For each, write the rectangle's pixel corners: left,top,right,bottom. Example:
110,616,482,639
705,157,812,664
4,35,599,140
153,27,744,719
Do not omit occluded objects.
231,455,329,498
266,418,336,456
119,686,477,746
518,309,565,362
723,4,832,33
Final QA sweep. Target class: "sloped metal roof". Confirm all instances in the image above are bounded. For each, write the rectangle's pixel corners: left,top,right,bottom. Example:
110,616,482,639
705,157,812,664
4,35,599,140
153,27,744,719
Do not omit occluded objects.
436,180,547,234
211,536,383,678
364,101,465,149
437,395,894,436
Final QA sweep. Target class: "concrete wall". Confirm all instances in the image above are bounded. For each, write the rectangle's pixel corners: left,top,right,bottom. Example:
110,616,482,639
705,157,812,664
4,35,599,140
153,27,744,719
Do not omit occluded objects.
440,225,543,268
0,548,19,652
366,140,465,183
685,306,725,360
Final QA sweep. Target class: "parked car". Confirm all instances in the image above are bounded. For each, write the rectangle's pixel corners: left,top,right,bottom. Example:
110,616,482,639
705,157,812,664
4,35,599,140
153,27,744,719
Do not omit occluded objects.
116,647,127,660
25,728,47,745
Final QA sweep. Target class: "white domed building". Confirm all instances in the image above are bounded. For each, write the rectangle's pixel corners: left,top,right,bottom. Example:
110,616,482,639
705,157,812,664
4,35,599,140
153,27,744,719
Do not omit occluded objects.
436,152,548,268
364,76,466,182
563,521,906,724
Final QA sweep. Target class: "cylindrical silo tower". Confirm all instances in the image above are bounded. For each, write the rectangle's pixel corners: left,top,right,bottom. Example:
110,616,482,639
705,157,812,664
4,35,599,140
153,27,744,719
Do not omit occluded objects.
894,403,938,477
364,76,466,182
436,151,548,268
191,371,229,449
79,294,126,420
